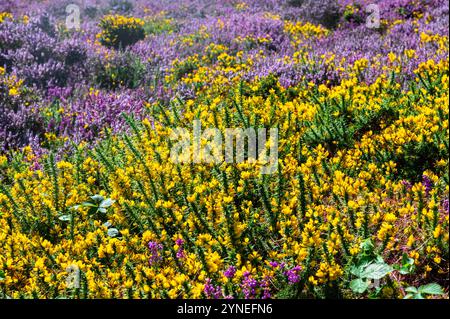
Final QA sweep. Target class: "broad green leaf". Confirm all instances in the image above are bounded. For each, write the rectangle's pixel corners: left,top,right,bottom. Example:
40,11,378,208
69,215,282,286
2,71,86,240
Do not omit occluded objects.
107,228,120,237
405,286,418,293
90,195,104,202
81,202,97,208
402,253,414,266
350,260,372,277
100,198,115,208
360,239,374,252
419,283,444,295
350,278,368,294
0,270,5,280
350,265,362,277
361,263,393,279
58,214,72,222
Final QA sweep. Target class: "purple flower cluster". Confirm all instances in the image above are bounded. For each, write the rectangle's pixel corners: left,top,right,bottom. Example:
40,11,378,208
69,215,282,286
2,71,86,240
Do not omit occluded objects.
204,278,223,299
259,276,272,299
284,266,302,284
241,271,259,299
422,174,433,196
148,241,163,265
442,197,449,214
223,265,236,279
0,15,90,90
175,238,185,259
45,88,146,145
0,0,448,159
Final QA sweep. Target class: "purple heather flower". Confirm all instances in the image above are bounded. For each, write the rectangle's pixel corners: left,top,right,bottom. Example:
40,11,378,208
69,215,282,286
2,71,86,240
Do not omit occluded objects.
284,265,302,284
147,241,163,265
224,266,237,279
241,271,259,299
259,276,272,299
175,238,185,259
422,175,433,196
401,180,412,189
442,197,449,213
204,278,223,299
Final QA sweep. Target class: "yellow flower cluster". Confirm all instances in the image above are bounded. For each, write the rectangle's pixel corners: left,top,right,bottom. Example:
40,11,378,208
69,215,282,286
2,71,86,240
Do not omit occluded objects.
0,12,12,23
97,15,145,49
0,56,448,298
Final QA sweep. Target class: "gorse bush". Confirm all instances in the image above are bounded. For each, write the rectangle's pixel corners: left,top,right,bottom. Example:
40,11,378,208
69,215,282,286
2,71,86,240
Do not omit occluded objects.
0,0,448,300
93,51,146,89
0,61,448,298
98,14,145,49
143,15,178,36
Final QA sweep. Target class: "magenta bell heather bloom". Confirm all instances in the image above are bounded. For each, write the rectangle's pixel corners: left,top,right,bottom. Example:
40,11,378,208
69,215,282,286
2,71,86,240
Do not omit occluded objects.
284,265,302,284
147,241,163,265
175,238,185,259
422,175,433,196
224,265,237,279
204,278,223,299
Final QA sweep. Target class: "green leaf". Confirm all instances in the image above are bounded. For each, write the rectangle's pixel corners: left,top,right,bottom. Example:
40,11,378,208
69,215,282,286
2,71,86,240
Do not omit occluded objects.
107,228,120,238
100,198,115,208
0,270,5,280
405,286,418,293
360,239,374,252
418,283,444,295
402,253,414,266
361,263,393,279
350,260,371,277
350,278,369,294
90,195,104,203
81,202,97,208
398,267,411,275
58,214,72,222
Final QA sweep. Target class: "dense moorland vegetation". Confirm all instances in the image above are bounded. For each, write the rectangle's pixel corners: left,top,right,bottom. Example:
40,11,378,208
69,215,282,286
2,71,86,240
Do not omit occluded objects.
0,0,448,299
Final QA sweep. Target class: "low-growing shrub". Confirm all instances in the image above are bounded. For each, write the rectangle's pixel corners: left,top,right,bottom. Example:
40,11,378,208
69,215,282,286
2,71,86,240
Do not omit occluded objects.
93,51,146,89
0,68,44,152
290,0,341,29
97,14,145,49
108,0,133,14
